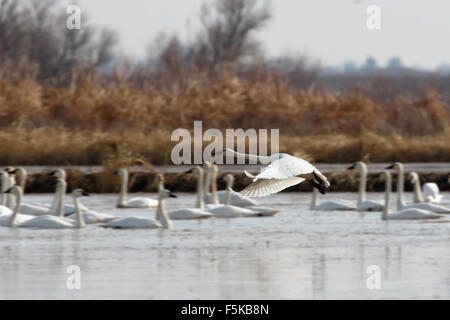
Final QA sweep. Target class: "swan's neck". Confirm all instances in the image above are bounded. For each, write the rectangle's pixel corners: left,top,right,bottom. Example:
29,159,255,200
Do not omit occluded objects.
396,165,405,209
204,168,211,198
0,175,6,206
310,188,319,209
73,196,85,228
225,180,232,206
211,169,219,205
57,182,67,217
18,169,27,191
157,198,172,229
225,149,270,164
382,175,391,220
9,191,22,227
5,177,16,209
196,171,205,209
412,177,424,203
358,164,367,204
118,172,128,206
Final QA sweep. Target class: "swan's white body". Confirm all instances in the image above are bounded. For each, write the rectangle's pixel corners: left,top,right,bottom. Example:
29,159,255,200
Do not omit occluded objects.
381,171,443,220
348,162,383,211
410,172,443,204
7,186,87,229
310,188,355,211
115,169,158,208
102,189,175,229
67,209,116,224
218,149,329,198
390,163,450,214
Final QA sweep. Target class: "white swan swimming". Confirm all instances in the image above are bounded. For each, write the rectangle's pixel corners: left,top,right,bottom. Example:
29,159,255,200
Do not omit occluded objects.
46,169,89,215
221,173,279,216
216,148,330,198
409,172,443,204
0,186,35,226
310,187,355,211
381,171,443,220
114,168,158,208
347,161,384,211
204,165,276,218
166,168,214,220
101,189,176,229
203,163,258,207
386,163,450,213
7,186,87,229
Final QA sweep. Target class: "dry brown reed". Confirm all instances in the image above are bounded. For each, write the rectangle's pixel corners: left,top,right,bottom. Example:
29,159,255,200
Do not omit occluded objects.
0,67,449,165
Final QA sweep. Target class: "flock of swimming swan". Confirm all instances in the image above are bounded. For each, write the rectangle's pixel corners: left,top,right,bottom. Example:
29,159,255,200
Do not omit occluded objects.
0,149,448,230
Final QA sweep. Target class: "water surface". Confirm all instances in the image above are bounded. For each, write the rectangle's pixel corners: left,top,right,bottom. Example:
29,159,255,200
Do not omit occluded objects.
1,192,449,299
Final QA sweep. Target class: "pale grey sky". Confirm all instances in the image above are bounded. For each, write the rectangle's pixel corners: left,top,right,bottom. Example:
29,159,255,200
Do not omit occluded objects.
78,0,450,69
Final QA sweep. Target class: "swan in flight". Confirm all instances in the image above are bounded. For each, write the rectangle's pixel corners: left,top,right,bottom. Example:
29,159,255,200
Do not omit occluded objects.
6,186,88,229
347,161,384,211
114,169,158,208
165,169,214,220
216,148,330,198
380,171,443,220
409,172,443,204
386,163,450,213
204,165,277,218
101,189,176,229
310,187,355,211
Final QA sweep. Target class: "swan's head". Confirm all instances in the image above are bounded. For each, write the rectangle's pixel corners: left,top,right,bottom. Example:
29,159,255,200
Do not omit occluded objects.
224,173,234,184
408,172,419,184
48,169,66,180
4,167,15,174
385,162,402,170
157,173,164,182
113,169,127,176
72,189,90,198
347,161,364,170
3,185,22,196
185,166,203,176
381,170,391,182
158,189,177,200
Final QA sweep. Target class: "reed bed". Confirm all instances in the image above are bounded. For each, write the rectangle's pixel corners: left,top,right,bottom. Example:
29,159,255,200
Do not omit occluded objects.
0,67,449,165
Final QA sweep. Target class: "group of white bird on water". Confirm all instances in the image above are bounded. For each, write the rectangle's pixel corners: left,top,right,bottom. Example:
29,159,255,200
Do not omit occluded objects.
0,148,448,230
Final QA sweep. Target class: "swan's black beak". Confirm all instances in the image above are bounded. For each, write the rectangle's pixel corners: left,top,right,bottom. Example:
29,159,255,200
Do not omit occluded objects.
82,191,90,196
113,171,119,175
48,170,56,176
3,187,13,193
385,164,395,169
347,163,356,170
184,168,194,174
169,192,177,198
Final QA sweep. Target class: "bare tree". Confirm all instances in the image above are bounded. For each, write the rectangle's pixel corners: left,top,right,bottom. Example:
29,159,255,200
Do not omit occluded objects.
0,0,117,80
188,0,271,69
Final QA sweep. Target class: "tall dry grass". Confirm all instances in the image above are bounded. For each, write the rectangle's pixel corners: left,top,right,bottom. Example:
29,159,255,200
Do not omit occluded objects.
0,66,449,165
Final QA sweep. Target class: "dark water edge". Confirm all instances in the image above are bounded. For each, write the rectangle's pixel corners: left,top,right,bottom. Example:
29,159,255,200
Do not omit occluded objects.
20,165,450,193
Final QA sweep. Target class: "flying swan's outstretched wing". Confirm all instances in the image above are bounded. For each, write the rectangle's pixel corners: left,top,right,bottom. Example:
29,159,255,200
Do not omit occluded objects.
239,154,329,198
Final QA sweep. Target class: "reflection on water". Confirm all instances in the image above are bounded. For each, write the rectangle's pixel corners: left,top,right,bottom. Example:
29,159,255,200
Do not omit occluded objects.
0,192,449,299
